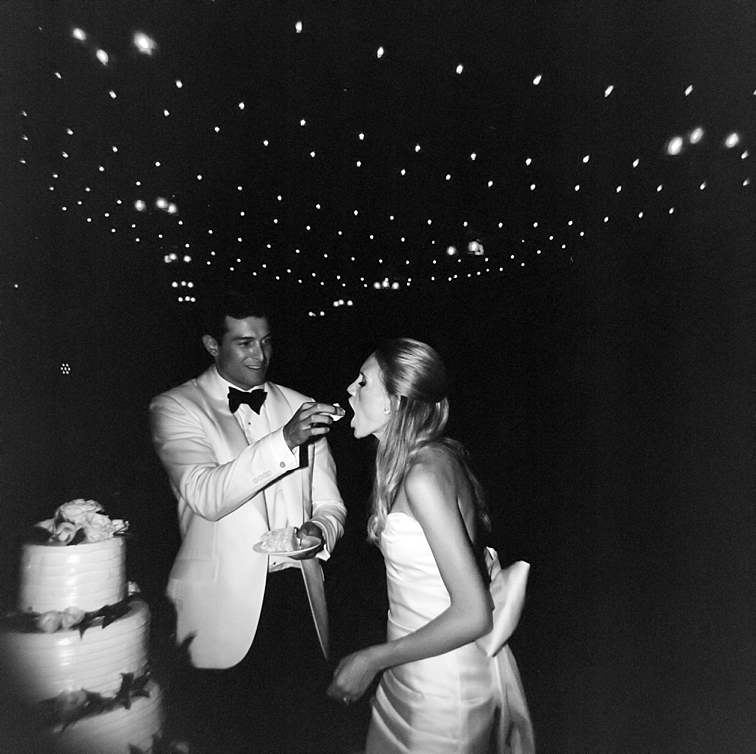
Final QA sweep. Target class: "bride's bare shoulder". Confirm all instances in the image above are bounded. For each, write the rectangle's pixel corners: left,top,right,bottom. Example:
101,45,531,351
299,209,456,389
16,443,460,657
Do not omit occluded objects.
407,444,463,488
416,441,465,467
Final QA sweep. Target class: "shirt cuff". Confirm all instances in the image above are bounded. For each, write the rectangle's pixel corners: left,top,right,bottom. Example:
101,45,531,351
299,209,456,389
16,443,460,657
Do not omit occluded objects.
270,427,300,471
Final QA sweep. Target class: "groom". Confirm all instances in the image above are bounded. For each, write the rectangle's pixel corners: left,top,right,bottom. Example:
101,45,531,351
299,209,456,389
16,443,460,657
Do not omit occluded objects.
150,289,346,754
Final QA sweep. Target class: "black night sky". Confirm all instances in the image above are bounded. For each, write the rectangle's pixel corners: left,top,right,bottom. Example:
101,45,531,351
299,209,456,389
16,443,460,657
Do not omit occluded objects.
1,1,755,752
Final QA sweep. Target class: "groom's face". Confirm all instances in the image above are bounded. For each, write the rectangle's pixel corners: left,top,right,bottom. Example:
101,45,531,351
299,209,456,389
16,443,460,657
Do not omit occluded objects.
205,315,272,390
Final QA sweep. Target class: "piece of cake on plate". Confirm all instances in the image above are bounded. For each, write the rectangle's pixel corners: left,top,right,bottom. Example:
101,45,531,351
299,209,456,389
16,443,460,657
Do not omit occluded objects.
258,526,300,553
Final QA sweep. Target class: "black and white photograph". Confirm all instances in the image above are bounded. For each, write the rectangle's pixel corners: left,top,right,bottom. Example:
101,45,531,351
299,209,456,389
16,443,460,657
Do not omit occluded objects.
1,2,754,753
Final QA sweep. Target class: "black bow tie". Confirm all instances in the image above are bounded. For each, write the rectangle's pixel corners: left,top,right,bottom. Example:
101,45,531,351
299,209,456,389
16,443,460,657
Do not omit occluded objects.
228,388,267,414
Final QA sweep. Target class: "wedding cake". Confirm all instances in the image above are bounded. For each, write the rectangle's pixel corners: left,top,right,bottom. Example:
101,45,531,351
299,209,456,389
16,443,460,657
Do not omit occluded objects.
0,500,166,754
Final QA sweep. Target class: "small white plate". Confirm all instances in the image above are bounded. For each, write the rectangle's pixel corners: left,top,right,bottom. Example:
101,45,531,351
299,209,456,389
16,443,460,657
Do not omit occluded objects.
252,535,320,558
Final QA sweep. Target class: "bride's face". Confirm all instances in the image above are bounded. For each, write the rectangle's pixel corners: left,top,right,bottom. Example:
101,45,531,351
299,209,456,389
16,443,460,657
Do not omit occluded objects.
347,354,390,440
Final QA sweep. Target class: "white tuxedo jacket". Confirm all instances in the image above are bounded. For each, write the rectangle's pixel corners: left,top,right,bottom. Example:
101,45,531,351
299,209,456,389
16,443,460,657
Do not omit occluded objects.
149,366,346,668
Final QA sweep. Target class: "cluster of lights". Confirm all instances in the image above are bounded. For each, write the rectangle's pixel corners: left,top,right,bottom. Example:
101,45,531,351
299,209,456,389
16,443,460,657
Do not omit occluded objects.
373,278,402,291
70,27,157,65
154,197,179,214
163,252,192,264
309,299,354,317
445,241,486,257
664,127,744,157
172,279,197,303
8,11,751,313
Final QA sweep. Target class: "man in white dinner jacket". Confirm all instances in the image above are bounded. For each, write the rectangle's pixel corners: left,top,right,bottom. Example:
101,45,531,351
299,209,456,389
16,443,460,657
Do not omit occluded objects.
150,289,347,754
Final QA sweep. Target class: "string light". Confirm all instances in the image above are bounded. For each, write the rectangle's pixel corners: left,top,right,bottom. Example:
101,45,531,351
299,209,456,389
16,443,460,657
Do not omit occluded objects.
11,6,748,321
133,32,157,55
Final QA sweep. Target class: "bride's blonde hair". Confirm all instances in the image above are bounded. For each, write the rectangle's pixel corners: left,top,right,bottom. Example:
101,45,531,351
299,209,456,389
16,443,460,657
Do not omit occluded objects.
366,338,490,544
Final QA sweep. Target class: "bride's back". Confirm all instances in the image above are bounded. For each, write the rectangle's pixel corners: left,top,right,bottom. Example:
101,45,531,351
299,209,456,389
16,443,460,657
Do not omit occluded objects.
390,441,484,548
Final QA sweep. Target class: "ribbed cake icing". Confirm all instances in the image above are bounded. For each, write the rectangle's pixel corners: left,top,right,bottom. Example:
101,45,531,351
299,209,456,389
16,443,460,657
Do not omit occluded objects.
51,680,165,754
19,537,126,613
0,598,149,700
0,499,166,752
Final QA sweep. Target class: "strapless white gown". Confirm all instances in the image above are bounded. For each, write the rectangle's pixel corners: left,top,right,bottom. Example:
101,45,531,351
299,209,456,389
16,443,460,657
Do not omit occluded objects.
366,512,535,754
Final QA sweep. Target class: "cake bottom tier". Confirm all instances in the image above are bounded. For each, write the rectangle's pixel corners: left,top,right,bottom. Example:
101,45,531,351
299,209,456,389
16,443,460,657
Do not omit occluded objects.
0,598,150,701
49,678,165,754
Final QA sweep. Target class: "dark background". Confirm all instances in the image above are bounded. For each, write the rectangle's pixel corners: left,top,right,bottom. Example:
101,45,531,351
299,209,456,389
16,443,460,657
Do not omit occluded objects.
1,1,755,752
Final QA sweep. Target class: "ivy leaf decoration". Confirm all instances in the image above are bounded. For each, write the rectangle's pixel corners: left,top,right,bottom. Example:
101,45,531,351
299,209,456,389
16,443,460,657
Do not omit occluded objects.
0,596,135,637
115,673,136,710
39,688,112,731
39,670,151,730
76,596,131,637
100,597,131,629
76,611,96,637
65,690,110,730
113,672,151,711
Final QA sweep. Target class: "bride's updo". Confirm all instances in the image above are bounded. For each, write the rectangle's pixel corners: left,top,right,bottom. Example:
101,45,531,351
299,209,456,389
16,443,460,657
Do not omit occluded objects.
374,337,450,440
367,338,488,544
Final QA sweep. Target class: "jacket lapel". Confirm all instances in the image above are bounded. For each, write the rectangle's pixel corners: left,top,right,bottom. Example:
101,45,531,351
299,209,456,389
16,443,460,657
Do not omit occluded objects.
196,367,250,459
193,373,330,659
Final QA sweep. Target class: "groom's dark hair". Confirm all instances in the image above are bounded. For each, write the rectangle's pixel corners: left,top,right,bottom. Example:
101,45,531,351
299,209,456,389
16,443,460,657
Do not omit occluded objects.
200,289,273,343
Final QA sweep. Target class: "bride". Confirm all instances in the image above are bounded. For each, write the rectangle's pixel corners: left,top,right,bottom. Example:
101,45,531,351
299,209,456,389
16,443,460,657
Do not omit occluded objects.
328,338,535,753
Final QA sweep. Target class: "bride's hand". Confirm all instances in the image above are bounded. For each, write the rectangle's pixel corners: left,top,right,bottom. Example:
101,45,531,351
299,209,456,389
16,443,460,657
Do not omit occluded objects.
326,648,380,705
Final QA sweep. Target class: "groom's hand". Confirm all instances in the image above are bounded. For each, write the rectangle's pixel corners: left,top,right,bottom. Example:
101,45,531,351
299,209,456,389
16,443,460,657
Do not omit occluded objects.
283,402,345,450
291,521,325,559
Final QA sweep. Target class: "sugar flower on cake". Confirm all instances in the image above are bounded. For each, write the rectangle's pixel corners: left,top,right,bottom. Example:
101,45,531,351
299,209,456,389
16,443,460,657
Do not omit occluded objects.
56,499,102,523
59,606,86,630
36,606,86,633
36,610,64,633
81,510,128,542
36,498,129,545
48,521,79,545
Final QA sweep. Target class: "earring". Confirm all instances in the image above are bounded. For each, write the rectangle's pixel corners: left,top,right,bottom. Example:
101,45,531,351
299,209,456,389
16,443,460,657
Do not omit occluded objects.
384,406,391,415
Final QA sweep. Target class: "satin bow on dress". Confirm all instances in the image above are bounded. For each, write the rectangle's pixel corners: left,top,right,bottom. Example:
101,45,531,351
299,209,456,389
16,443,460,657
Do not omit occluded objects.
476,551,536,754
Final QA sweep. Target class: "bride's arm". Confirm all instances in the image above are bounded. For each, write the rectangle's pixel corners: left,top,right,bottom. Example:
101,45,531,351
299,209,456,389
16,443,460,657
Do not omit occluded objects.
328,450,492,702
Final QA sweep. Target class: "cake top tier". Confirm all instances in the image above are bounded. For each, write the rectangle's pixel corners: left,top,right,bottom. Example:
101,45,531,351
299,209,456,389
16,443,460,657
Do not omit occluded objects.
34,499,128,547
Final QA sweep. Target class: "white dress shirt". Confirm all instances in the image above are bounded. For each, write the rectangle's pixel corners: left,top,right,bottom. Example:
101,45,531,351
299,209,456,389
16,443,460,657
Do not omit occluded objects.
221,376,306,572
